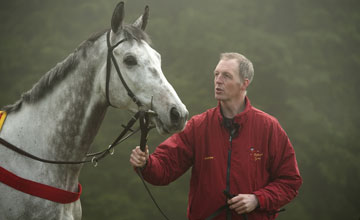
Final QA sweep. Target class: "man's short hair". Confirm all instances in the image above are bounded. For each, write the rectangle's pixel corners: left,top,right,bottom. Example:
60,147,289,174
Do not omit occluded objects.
220,52,254,83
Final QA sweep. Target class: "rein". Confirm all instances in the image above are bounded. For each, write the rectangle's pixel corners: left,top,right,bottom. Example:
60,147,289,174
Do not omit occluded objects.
0,110,143,166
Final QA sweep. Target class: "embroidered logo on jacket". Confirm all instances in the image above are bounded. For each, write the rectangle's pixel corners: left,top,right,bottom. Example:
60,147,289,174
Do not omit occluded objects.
204,156,214,160
250,147,263,161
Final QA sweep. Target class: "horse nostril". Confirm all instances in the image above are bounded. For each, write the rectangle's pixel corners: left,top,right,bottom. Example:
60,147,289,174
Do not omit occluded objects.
170,107,181,124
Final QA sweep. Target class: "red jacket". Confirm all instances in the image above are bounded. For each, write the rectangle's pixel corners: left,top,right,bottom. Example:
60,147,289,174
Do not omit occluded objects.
141,97,302,219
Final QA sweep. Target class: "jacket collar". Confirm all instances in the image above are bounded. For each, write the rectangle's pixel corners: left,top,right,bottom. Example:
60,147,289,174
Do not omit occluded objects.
216,96,251,126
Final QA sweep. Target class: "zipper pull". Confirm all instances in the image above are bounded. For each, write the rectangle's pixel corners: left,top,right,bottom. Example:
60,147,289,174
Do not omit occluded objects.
229,135,233,150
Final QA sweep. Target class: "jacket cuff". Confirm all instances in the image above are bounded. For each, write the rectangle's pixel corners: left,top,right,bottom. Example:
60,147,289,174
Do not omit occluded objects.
132,157,151,176
253,191,266,210
140,156,152,175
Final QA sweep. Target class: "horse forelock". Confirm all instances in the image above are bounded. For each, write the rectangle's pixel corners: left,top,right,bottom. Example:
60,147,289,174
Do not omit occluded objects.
1,25,151,113
122,25,151,45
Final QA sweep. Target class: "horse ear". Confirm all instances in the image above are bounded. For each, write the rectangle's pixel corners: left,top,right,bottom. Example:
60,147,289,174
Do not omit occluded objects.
133,5,149,31
111,2,125,33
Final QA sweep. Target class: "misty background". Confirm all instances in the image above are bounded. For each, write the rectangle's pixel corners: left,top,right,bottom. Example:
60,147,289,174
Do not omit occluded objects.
0,0,359,219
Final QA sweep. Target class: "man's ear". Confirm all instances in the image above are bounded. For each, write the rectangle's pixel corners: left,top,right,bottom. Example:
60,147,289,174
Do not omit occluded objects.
242,78,250,90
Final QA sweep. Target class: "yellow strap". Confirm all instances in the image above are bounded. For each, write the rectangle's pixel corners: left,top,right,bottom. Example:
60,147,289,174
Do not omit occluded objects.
0,111,7,132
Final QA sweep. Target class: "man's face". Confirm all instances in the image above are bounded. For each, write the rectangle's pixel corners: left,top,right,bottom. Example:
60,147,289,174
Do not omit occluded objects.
214,59,244,102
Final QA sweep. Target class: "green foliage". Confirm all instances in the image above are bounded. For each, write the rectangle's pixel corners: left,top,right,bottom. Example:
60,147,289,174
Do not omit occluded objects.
0,0,359,219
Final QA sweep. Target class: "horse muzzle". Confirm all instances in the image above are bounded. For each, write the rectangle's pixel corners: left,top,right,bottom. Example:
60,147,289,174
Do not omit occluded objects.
152,106,188,135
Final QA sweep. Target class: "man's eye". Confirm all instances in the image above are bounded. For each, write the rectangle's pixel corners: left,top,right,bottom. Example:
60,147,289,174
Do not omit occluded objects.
224,73,232,79
124,56,138,66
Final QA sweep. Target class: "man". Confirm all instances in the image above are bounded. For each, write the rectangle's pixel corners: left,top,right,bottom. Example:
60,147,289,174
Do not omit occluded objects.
130,53,302,220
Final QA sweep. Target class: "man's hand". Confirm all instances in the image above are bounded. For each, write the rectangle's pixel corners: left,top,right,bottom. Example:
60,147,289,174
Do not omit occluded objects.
228,194,259,214
129,146,149,168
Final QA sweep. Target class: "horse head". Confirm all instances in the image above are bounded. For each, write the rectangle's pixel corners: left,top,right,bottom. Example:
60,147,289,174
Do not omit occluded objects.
105,2,189,134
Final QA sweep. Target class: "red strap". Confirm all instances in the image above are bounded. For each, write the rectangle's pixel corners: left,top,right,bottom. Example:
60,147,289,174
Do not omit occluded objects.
0,166,81,204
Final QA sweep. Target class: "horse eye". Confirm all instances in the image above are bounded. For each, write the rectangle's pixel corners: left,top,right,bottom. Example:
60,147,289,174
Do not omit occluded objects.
124,56,138,66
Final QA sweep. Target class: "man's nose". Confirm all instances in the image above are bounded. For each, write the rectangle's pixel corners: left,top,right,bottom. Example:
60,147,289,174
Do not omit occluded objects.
215,75,223,84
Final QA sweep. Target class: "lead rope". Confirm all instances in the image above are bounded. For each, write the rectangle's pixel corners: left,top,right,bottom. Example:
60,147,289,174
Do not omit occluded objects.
136,110,170,220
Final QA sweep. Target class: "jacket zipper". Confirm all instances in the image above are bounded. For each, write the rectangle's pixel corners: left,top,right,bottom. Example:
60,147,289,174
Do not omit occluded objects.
225,134,233,219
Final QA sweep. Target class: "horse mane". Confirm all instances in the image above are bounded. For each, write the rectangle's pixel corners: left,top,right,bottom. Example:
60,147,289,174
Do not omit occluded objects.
2,52,80,113
2,25,150,113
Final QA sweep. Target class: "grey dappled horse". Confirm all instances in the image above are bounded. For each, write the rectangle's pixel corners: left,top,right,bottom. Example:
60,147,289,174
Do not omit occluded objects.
0,2,188,220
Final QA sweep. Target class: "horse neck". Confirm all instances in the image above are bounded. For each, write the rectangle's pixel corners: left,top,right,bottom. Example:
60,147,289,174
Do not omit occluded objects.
35,47,108,161
2,38,109,190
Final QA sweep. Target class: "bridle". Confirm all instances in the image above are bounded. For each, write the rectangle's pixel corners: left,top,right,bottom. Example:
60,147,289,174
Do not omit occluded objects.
105,30,143,108
104,28,156,156
105,30,170,220
0,30,154,166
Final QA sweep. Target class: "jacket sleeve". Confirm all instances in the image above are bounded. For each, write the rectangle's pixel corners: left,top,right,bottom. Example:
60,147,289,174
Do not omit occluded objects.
253,121,302,211
140,119,195,186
